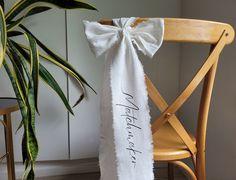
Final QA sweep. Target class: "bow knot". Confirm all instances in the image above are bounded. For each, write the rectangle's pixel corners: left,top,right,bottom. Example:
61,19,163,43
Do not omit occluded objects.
84,17,164,58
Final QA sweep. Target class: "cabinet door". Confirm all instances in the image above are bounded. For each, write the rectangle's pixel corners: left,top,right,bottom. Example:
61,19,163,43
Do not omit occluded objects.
67,11,102,159
0,1,69,161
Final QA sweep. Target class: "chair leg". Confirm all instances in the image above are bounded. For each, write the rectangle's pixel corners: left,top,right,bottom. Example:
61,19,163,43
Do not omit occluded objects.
196,152,206,180
168,163,174,180
171,161,197,180
4,114,16,180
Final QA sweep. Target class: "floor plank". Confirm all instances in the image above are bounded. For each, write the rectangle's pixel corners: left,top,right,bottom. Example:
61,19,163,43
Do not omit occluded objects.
35,169,187,180
36,173,100,180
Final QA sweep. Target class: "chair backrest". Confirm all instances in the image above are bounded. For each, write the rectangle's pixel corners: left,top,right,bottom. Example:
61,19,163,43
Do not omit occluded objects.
99,18,234,157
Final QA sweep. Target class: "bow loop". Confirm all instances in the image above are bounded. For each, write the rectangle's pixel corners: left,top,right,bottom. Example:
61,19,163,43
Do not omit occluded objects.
83,20,120,57
130,18,164,58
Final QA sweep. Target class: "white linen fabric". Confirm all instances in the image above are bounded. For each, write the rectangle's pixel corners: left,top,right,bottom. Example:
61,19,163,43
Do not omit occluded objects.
84,17,164,180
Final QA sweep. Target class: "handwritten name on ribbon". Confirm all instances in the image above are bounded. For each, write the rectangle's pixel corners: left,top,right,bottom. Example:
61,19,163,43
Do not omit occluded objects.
116,88,142,167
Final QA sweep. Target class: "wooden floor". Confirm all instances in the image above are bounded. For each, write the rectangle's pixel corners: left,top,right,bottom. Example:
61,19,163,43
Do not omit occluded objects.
36,169,187,180
36,173,187,180
36,173,100,180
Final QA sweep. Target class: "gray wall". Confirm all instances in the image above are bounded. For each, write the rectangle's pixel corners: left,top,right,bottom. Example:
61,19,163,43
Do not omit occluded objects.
0,0,181,177
180,0,236,179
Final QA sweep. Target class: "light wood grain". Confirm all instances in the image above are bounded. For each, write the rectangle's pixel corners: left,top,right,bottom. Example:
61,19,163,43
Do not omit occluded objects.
0,98,19,180
100,18,234,180
0,98,18,115
100,18,235,44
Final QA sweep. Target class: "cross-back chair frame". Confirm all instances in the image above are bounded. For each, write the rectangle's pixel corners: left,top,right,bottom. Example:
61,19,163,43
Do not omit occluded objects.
100,18,234,180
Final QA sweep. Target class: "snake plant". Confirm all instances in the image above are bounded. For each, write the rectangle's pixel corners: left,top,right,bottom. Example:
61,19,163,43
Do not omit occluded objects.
0,0,96,179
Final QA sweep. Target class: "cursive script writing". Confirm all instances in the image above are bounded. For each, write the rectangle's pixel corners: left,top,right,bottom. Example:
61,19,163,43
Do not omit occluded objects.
116,88,142,168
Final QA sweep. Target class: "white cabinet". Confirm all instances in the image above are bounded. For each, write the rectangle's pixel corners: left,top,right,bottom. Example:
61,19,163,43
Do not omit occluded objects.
67,11,103,159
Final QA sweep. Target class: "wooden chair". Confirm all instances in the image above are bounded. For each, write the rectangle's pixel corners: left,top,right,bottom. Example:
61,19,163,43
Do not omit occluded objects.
0,97,19,180
100,18,235,180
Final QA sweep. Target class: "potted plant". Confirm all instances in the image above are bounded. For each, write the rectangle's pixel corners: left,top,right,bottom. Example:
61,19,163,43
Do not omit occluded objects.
0,0,96,179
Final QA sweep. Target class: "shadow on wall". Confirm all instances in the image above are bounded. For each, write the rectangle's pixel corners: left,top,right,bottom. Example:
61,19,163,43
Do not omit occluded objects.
180,0,236,179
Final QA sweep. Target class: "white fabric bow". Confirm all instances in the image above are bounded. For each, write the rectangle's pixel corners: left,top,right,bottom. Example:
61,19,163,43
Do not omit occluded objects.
84,17,164,58
84,17,164,180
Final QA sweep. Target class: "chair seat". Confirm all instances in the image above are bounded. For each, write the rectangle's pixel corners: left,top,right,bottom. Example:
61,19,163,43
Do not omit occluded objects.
153,123,196,161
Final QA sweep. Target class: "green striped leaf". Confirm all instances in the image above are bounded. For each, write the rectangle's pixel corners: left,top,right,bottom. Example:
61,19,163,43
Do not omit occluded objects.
7,6,52,31
27,88,38,161
0,6,6,68
8,40,33,87
25,33,40,113
3,61,29,165
20,24,95,92
6,50,27,102
11,41,74,115
22,132,28,164
19,25,96,108
0,0,4,11
25,6,51,17
20,43,90,107
3,60,27,120
7,40,39,164
39,64,74,114
26,165,35,180
3,1,97,179
7,30,23,37
20,42,86,93
73,93,84,107
6,0,96,22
